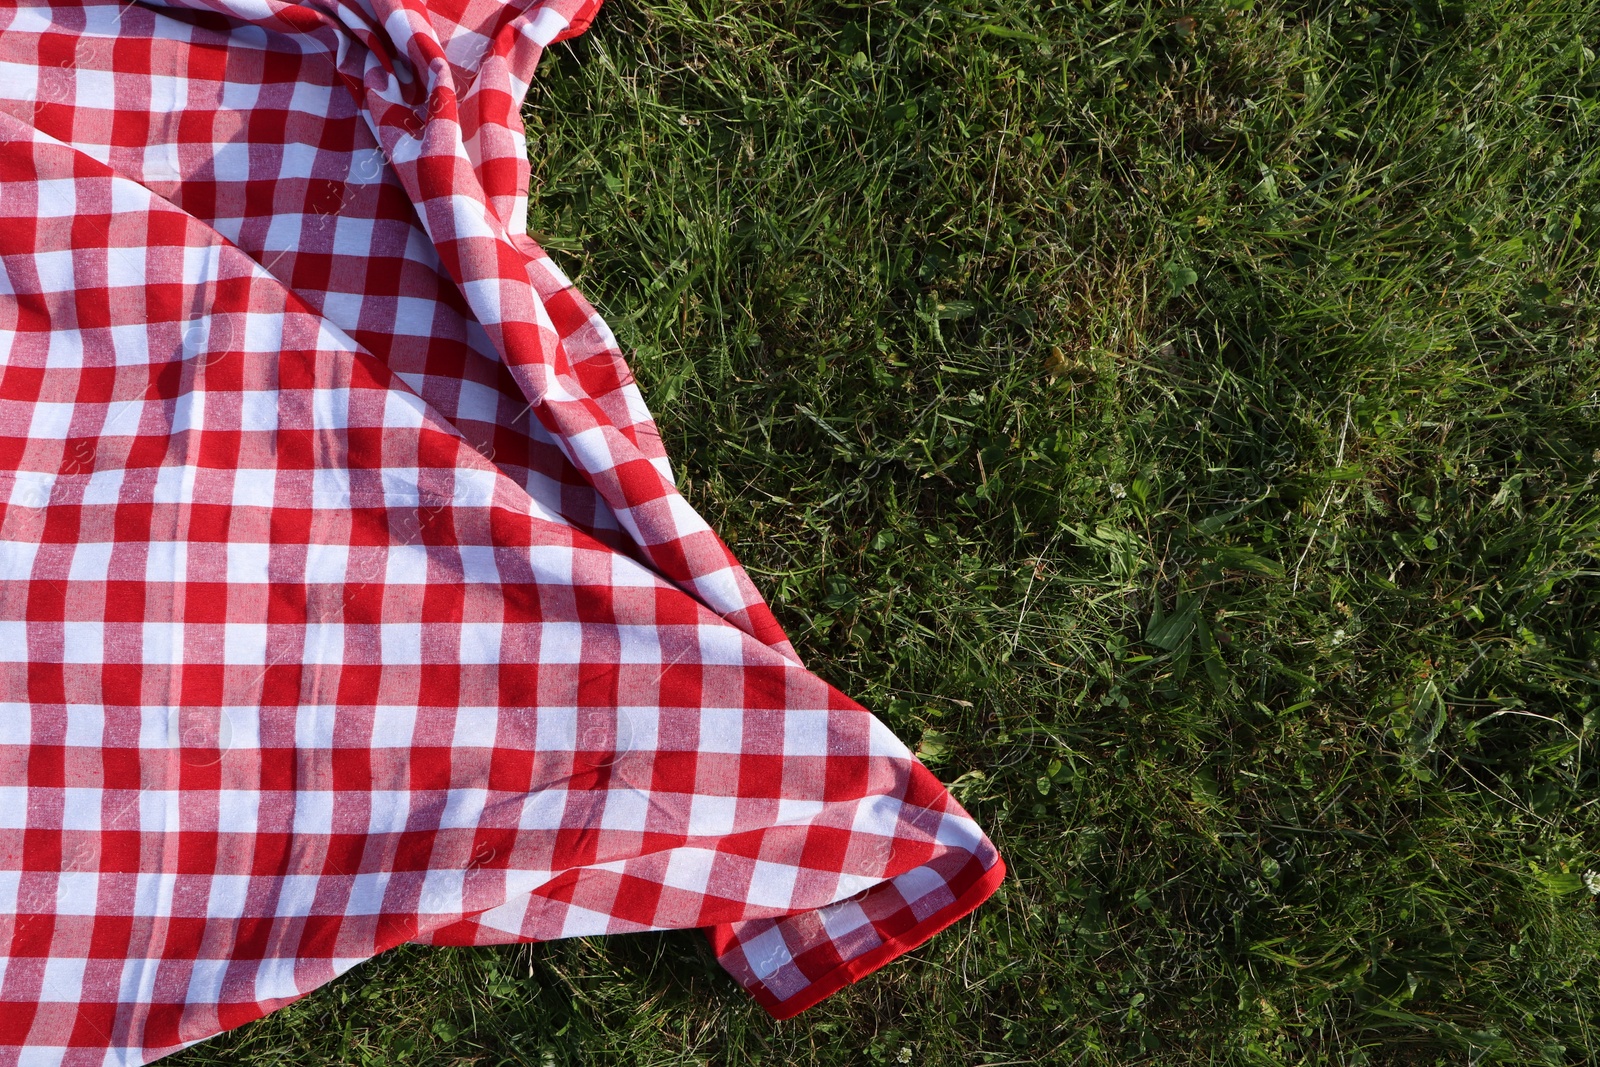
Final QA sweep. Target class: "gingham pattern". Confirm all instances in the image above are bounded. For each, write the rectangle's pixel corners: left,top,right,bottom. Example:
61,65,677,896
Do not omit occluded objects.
0,0,1005,1061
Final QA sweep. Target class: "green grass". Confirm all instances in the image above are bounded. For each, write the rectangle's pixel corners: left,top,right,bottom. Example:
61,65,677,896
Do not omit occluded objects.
179,1,1600,1063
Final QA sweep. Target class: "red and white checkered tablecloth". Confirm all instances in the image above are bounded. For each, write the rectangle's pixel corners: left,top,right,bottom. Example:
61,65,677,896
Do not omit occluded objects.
0,0,1005,1060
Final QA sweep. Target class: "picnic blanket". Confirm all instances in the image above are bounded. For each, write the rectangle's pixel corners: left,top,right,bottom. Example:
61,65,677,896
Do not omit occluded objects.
0,0,1005,1060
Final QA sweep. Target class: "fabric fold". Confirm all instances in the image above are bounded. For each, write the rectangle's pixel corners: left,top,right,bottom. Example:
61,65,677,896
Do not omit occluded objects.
0,1,1003,1061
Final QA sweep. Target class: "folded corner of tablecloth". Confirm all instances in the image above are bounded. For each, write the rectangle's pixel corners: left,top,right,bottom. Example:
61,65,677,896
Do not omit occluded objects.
726,851,1008,1020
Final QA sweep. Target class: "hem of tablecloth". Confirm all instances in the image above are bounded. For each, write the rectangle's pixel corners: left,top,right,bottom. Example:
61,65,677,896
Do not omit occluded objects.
550,0,606,41
757,854,1007,1021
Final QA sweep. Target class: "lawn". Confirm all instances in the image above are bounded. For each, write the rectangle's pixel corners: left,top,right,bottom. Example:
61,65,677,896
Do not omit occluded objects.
177,1,1600,1063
